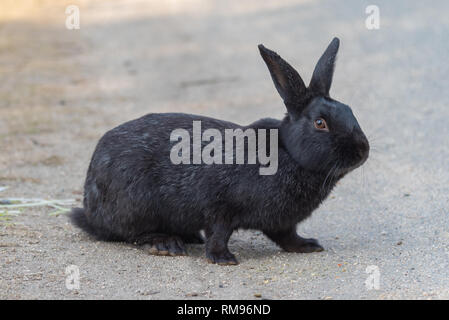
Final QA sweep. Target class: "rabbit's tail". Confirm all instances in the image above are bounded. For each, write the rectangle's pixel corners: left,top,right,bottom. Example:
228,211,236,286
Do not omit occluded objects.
70,207,124,242
70,207,98,237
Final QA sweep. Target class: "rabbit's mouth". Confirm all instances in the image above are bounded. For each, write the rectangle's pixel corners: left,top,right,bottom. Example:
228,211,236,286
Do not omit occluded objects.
342,155,368,173
337,130,370,175
337,145,369,176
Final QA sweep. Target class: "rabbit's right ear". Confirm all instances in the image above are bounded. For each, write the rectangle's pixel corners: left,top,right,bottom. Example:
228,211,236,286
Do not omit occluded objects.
258,44,307,114
309,37,340,96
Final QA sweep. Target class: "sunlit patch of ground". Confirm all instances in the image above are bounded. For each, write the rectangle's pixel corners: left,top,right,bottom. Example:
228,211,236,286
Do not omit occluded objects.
0,1,88,170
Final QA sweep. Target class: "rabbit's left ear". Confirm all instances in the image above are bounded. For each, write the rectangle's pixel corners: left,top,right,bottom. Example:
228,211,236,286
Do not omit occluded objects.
309,37,340,96
258,44,307,114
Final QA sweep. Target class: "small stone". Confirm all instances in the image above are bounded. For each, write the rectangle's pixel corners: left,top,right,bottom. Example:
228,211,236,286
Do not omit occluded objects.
186,292,198,297
254,293,262,298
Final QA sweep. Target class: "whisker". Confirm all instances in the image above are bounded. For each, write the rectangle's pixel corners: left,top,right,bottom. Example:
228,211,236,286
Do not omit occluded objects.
321,160,339,195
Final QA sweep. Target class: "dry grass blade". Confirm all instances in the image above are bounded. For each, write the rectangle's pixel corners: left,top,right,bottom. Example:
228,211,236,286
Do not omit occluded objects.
0,197,76,216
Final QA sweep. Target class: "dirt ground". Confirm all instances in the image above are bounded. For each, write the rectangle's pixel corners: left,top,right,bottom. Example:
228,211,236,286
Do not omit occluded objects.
1,0,449,299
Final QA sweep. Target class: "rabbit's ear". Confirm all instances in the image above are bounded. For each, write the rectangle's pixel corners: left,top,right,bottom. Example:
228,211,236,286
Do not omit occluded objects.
309,37,340,96
258,44,306,111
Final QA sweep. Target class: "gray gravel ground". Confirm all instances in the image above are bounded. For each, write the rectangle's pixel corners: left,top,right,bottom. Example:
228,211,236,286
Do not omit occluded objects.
0,0,448,299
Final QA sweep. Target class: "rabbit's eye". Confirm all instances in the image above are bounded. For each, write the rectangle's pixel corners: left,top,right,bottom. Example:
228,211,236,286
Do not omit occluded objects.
314,118,328,131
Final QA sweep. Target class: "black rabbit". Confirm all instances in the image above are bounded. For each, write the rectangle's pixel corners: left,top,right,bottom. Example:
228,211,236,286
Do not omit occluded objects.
71,37,369,265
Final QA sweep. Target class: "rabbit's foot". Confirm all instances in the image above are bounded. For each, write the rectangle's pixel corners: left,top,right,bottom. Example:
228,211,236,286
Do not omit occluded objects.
181,232,205,244
206,250,239,265
265,229,324,253
204,222,237,265
141,235,187,256
283,237,324,253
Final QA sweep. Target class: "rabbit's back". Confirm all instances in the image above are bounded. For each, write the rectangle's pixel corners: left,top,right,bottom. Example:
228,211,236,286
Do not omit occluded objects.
82,113,249,240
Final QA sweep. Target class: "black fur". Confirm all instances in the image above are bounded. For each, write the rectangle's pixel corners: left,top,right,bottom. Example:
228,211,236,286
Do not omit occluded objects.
70,38,369,265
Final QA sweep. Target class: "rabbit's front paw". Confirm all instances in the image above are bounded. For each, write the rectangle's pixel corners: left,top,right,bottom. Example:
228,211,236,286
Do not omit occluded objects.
284,237,324,253
265,230,324,253
206,250,239,266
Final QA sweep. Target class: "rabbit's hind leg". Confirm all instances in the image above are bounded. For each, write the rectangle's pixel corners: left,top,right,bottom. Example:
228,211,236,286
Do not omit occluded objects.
135,233,187,256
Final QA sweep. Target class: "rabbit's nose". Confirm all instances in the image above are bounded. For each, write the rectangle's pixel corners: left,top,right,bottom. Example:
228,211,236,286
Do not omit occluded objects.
356,136,370,162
